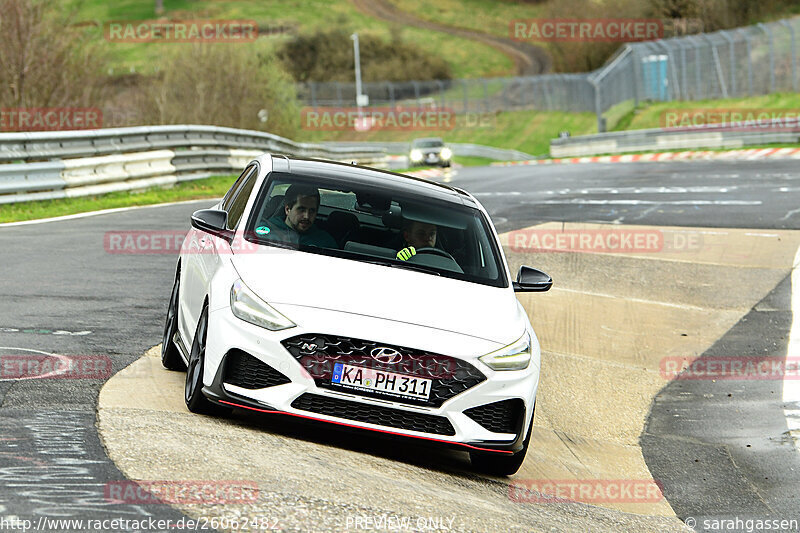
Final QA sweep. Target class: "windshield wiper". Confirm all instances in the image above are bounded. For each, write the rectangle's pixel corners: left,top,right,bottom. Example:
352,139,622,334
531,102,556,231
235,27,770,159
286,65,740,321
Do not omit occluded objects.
359,258,441,276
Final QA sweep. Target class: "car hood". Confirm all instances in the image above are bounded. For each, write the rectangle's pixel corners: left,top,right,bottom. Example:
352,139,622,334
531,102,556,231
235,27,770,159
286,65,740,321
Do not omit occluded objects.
231,250,526,345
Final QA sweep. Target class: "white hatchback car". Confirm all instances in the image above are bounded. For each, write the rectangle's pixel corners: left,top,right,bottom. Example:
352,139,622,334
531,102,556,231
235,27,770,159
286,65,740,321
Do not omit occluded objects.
162,154,551,475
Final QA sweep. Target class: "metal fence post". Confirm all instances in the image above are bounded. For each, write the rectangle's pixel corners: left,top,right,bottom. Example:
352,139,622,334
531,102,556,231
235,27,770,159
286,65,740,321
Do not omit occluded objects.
386,82,395,108
542,77,552,110
758,23,776,93
719,30,737,97
673,40,689,98
780,20,797,91
737,29,754,96
703,34,728,98
689,36,703,99
413,81,421,107
630,46,640,107
521,77,528,109
658,40,679,100
462,80,469,114
310,83,317,109
593,78,604,132
436,80,445,109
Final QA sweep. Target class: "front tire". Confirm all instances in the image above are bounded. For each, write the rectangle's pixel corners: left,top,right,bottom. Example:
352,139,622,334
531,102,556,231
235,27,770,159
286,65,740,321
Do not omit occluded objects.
161,268,186,371
470,405,534,476
185,304,228,415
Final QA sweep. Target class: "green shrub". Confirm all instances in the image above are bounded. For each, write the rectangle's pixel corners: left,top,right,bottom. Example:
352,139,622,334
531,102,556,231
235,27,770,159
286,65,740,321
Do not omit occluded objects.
278,28,452,82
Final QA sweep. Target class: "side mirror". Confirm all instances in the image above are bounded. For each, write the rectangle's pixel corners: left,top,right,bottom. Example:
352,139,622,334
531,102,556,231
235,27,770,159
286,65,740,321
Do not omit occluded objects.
191,209,232,241
513,266,552,292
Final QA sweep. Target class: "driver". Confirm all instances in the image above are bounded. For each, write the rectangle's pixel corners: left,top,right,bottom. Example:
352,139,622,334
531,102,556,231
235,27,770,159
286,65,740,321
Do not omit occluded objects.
264,184,337,248
396,220,437,261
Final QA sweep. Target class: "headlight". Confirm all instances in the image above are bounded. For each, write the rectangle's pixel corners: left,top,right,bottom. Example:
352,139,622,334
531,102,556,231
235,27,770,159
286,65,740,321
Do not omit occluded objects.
230,279,295,331
479,332,532,371
409,149,423,162
440,147,452,159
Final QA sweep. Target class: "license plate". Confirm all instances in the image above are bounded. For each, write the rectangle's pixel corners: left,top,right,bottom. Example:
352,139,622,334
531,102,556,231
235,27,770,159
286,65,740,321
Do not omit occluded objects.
331,363,432,400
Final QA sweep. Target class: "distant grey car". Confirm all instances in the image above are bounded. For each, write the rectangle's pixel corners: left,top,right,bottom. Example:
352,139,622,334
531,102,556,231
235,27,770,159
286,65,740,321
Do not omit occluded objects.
409,138,452,168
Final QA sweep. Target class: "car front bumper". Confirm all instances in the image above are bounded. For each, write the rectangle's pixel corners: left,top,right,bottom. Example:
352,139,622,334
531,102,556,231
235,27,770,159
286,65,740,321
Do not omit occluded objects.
202,304,539,454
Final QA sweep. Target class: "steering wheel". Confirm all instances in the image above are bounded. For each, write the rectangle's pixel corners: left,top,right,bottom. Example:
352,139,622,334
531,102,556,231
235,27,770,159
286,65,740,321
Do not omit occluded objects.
414,247,457,261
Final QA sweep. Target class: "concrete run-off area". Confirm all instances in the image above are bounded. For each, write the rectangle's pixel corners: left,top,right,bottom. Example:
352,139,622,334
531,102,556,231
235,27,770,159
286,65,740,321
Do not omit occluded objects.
97,222,800,531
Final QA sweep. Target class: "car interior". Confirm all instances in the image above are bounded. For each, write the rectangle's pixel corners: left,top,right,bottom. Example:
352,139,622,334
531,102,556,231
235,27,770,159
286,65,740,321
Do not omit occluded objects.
248,180,502,283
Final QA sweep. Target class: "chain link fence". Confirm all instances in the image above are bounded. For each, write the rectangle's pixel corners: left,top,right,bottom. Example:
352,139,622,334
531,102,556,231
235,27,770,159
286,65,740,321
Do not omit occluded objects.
590,16,800,130
297,16,800,131
297,74,595,114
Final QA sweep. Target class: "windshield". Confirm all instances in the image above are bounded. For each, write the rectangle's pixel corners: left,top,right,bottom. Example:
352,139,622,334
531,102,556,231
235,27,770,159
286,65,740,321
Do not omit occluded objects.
244,172,507,288
412,139,444,148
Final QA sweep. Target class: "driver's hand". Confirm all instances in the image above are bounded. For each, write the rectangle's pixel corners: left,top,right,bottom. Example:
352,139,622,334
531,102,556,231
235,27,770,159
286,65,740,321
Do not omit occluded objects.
396,246,416,261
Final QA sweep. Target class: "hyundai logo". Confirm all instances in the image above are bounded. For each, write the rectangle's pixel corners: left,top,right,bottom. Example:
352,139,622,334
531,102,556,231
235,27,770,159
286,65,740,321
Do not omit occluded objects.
370,347,402,365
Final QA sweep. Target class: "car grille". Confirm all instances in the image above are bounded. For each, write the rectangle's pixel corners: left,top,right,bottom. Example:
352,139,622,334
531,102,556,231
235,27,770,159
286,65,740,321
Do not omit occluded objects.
281,334,486,407
222,349,291,390
291,393,455,436
463,399,524,434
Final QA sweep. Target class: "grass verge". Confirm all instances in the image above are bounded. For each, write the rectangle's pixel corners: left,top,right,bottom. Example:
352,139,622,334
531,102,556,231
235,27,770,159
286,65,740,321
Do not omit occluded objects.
609,93,800,131
300,109,598,157
0,174,236,224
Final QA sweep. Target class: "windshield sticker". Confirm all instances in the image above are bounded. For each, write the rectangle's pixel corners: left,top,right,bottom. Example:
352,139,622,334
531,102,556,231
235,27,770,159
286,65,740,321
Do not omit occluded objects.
255,226,271,235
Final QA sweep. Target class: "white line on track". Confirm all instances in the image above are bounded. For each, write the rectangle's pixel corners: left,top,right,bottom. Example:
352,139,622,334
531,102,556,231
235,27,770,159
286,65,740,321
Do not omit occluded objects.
474,186,741,197
784,246,800,451
539,199,761,206
0,347,73,381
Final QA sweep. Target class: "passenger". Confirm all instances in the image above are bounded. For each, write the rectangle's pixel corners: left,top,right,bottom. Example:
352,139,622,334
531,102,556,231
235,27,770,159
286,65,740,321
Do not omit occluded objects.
265,184,337,248
396,220,437,261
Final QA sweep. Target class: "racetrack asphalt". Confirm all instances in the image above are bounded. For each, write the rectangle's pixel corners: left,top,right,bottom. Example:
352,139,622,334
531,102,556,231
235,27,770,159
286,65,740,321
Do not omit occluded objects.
2,159,800,531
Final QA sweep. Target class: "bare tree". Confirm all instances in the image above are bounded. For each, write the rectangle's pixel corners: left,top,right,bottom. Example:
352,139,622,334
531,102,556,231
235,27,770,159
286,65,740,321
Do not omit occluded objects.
0,0,108,108
139,44,299,137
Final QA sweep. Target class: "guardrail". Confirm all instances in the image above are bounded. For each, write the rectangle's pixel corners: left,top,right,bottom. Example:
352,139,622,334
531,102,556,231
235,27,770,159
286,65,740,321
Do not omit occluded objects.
319,141,536,161
0,125,386,204
550,122,800,158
